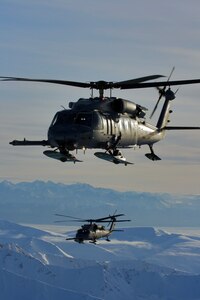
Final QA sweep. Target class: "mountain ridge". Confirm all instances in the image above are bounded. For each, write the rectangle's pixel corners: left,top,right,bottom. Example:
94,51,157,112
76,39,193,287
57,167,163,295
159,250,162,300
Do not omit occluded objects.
0,220,200,300
0,180,200,226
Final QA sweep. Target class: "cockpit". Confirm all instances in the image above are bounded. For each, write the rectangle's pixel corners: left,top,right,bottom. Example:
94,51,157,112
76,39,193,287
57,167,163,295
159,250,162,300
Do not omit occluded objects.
51,111,76,126
50,110,103,130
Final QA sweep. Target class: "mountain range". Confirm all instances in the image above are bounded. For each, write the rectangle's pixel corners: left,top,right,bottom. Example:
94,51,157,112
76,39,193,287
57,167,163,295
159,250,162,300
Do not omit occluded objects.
0,180,200,226
0,220,200,300
1,181,200,299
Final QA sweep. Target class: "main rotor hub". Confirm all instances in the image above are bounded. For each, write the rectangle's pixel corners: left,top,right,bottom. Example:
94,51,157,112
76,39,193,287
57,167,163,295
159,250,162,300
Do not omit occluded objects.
90,81,114,98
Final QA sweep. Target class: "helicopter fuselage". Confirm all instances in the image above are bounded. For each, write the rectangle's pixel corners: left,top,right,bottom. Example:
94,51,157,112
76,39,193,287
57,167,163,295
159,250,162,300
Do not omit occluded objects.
64,213,130,243
74,224,110,243
5,74,200,164
48,97,164,152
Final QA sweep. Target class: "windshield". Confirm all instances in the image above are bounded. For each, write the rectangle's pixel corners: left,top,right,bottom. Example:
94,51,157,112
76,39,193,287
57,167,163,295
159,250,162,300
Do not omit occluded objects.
51,111,76,126
51,111,94,128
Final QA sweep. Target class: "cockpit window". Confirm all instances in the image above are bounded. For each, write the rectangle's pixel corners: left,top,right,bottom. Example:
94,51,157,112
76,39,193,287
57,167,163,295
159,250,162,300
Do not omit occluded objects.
51,111,75,126
51,113,58,126
51,111,93,127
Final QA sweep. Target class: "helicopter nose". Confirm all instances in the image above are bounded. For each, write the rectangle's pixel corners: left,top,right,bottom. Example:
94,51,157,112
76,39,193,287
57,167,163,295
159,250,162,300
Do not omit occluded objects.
48,126,77,146
48,125,90,149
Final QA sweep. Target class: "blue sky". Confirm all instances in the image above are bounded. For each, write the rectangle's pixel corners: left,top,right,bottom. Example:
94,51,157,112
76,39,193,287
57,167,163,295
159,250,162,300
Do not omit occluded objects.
0,0,200,194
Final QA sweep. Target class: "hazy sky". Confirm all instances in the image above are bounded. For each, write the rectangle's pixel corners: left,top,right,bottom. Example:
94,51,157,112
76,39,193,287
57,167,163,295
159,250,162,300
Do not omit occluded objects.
0,0,200,194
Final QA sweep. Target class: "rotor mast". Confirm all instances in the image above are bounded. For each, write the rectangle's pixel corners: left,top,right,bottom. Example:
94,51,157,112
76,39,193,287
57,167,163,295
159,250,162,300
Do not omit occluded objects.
90,80,113,99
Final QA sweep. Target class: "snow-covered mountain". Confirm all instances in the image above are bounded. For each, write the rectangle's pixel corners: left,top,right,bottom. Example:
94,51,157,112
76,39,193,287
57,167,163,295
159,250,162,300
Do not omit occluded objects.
0,220,200,300
0,180,200,226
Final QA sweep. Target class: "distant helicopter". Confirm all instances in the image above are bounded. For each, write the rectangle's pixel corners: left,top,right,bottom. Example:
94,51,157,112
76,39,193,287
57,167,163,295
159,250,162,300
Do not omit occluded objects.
55,213,131,243
1,71,200,165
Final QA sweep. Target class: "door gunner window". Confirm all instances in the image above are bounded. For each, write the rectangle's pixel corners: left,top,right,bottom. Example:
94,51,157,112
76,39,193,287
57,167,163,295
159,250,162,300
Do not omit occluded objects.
75,113,92,127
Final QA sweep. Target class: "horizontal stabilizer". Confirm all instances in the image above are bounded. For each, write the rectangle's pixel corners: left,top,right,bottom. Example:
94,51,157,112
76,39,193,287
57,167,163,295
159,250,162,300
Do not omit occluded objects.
164,126,200,130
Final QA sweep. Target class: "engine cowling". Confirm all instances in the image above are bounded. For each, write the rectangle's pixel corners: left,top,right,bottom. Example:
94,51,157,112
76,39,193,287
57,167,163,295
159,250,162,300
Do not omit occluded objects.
111,98,145,117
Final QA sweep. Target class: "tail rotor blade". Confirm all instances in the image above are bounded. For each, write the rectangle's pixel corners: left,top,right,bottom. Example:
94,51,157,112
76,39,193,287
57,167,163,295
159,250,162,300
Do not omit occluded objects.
150,93,162,119
150,67,175,119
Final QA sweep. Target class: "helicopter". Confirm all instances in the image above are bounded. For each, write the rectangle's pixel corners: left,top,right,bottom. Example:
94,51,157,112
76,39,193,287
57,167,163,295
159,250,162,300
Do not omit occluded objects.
55,213,131,244
1,71,200,165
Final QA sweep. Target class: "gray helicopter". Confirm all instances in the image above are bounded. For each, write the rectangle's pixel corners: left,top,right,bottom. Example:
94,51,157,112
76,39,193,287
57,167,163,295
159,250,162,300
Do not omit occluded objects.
1,72,200,165
55,213,131,244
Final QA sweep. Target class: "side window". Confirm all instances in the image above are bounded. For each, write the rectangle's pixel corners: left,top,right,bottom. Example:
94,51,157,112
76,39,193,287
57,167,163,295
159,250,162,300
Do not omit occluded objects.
75,113,92,127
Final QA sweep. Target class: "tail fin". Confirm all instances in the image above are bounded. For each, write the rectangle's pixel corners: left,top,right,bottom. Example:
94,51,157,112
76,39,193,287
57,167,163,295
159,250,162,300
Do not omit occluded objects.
109,218,116,232
156,88,175,130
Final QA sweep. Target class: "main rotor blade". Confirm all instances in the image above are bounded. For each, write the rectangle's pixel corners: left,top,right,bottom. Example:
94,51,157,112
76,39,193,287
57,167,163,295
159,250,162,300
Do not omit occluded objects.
120,78,200,89
0,77,90,88
0,75,164,89
110,219,131,222
54,220,76,223
55,218,131,223
54,213,127,223
2,75,199,90
54,214,85,220
0,75,164,90
114,75,165,87
94,214,125,222
97,219,131,223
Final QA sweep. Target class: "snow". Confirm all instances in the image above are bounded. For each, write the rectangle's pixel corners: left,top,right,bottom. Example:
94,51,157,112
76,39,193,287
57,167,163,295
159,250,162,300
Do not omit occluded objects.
0,220,200,299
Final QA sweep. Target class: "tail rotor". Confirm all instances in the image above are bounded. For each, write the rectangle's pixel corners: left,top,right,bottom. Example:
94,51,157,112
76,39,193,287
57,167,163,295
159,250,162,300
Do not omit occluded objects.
150,67,175,119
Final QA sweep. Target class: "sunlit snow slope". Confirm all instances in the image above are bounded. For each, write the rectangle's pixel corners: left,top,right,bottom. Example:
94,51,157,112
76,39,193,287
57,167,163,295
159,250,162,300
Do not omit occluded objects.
0,220,200,300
